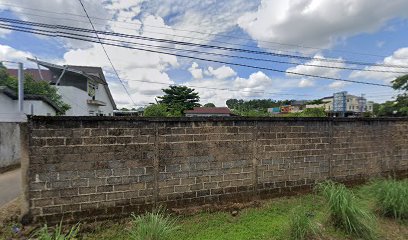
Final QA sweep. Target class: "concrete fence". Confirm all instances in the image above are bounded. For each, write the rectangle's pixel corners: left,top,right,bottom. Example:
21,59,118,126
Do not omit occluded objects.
20,116,408,223
0,122,21,172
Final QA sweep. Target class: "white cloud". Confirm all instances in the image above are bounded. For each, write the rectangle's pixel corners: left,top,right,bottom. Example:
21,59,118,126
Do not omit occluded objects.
298,79,314,88
238,0,408,53
1,0,112,49
286,55,345,78
188,62,203,79
184,71,280,106
328,81,348,90
350,47,408,83
205,65,237,79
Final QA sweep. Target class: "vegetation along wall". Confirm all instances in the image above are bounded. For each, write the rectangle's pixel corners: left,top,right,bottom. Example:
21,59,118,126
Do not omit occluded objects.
21,116,408,223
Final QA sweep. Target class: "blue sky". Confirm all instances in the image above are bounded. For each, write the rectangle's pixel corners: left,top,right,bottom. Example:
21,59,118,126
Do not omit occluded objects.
0,0,407,107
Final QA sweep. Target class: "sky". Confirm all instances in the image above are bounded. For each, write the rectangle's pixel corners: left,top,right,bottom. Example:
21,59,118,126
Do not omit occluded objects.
0,0,408,108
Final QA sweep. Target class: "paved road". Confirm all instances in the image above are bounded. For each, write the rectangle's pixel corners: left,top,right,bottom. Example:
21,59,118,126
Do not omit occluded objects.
0,168,21,206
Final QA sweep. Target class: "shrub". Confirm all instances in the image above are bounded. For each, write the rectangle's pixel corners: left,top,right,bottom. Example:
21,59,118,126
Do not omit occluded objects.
372,179,408,219
31,222,80,240
129,207,179,240
289,207,318,240
317,181,377,239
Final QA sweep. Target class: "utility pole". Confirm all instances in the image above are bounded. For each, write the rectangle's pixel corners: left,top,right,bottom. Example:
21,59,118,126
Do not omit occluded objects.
17,62,24,113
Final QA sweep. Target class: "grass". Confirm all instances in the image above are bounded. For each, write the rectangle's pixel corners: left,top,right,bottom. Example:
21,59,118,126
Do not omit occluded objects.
2,180,408,240
288,207,318,240
317,181,377,239
129,207,179,240
31,222,80,240
371,179,408,220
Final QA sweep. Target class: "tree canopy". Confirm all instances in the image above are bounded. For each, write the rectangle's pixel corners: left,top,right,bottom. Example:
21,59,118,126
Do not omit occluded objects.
157,86,200,114
0,64,70,115
203,103,215,107
374,74,408,117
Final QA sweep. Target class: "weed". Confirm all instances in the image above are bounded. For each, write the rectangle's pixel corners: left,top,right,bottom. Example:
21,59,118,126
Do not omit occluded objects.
317,180,377,239
129,207,179,240
289,207,318,240
31,222,80,240
372,179,408,219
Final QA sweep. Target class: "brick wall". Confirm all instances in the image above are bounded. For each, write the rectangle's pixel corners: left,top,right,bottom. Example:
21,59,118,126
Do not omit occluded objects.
21,117,408,223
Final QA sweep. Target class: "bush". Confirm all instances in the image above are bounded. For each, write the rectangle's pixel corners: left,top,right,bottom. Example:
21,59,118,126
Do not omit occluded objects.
317,181,376,239
143,104,169,117
129,207,179,240
31,222,80,240
372,179,408,219
289,207,318,240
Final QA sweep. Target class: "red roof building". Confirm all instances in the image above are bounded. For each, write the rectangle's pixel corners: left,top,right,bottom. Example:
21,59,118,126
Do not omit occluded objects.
184,107,232,117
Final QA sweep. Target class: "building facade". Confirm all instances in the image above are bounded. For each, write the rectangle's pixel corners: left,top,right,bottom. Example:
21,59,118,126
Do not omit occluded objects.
7,59,117,116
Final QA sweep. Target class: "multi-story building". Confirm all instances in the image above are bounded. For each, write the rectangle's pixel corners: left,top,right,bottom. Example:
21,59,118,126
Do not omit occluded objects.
306,92,374,116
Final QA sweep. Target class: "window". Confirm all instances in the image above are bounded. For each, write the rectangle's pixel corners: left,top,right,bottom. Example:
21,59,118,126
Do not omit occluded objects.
88,81,97,98
89,110,95,116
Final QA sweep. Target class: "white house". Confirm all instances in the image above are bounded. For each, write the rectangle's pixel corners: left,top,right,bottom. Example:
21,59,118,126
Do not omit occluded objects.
0,86,61,121
8,59,117,116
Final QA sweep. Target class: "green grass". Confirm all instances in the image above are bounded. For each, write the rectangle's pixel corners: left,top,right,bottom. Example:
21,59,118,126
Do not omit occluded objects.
6,180,406,240
317,181,377,240
31,222,80,240
288,207,318,240
129,207,179,240
371,179,408,220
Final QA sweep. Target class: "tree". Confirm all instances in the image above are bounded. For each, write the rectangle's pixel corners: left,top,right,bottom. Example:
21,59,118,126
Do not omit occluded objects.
157,86,200,114
143,104,168,117
0,65,70,115
203,103,215,107
374,74,408,117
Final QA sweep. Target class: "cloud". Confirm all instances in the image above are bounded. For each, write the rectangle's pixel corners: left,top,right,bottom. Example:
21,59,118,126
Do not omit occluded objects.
298,79,314,88
286,55,345,78
238,0,408,53
2,0,112,49
350,47,408,83
188,62,203,79
205,65,237,79
328,81,348,90
183,71,281,106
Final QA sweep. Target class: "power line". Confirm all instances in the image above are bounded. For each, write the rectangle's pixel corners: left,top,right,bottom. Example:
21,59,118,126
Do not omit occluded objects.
0,2,401,60
0,22,394,88
2,20,405,75
77,0,136,106
2,17,408,70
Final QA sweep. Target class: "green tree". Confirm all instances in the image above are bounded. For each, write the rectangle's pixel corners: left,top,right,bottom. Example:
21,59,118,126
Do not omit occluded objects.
203,103,216,107
143,104,168,117
374,74,408,117
0,65,70,115
158,86,200,114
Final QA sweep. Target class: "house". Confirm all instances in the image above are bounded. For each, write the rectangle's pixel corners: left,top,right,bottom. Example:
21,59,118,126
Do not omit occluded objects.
184,107,232,117
306,92,374,116
7,58,117,116
0,86,62,121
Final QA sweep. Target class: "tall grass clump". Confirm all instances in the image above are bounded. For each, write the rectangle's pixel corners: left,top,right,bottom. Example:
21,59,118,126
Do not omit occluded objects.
289,207,318,240
31,222,80,240
129,207,179,240
318,181,377,239
372,179,408,219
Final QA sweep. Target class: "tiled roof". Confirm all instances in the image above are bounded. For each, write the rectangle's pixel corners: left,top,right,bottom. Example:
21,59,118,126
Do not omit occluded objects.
7,69,54,82
184,107,232,114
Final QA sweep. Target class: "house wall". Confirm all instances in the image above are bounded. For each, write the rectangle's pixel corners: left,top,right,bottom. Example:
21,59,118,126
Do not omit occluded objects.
21,117,408,223
57,85,114,116
0,122,21,171
0,93,56,121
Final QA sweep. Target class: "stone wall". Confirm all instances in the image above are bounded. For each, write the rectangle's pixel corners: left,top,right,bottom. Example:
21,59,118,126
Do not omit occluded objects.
0,122,21,172
21,116,408,223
